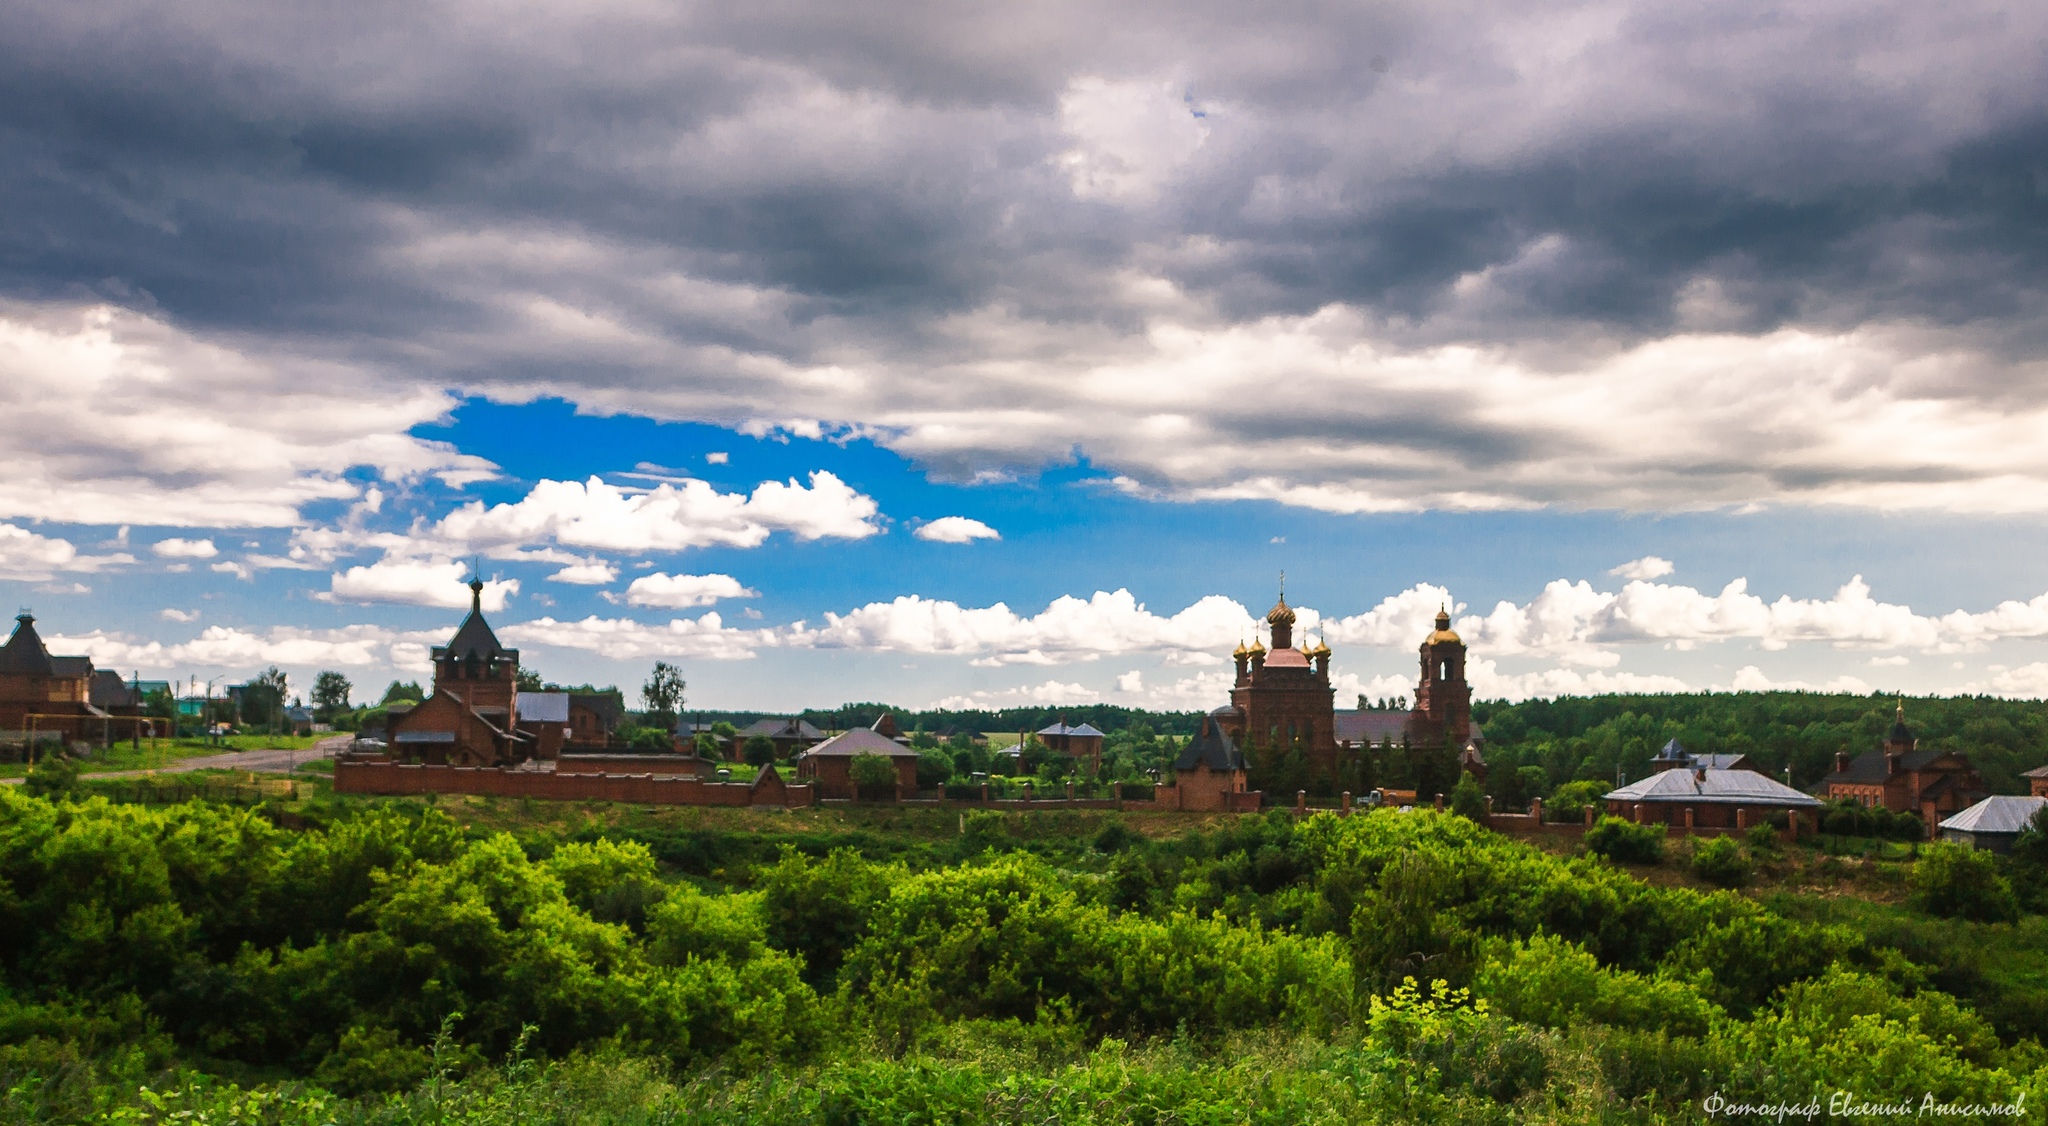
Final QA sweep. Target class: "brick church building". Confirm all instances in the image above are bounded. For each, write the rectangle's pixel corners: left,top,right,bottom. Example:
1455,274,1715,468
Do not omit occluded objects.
1209,590,1483,790
388,579,534,767
1820,702,1983,834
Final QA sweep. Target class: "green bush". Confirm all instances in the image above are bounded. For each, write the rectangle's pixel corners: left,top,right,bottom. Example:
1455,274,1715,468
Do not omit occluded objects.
1585,816,1666,864
1546,779,1609,823
1909,841,2019,922
1690,837,1752,888
21,753,78,798
741,734,776,766
849,751,899,799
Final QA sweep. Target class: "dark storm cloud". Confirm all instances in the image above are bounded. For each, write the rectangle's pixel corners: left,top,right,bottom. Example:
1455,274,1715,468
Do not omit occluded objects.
3,0,2048,513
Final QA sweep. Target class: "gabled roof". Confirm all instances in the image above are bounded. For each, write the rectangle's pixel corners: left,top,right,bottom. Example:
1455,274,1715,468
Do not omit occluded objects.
1175,716,1247,772
2023,765,2048,780
0,614,55,676
1823,748,1964,786
90,669,135,708
1036,721,1106,738
741,717,826,740
1693,753,1752,770
802,728,921,758
1605,767,1821,807
1652,738,1688,762
1941,795,2047,836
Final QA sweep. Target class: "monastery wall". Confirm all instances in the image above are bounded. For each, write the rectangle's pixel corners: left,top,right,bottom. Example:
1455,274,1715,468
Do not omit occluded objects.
335,760,812,807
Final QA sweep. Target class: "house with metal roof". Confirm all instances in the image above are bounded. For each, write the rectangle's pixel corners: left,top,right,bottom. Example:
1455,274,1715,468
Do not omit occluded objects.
738,716,826,756
1605,765,1821,836
796,727,922,799
1939,796,2047,853
1035,720,1107,772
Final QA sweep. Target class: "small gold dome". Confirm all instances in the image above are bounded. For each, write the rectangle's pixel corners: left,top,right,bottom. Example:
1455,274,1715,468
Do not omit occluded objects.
1248,638,1267,655
1310,639,1331,657
1233,640,1249,658
1266,595,1296,627
1426,605,1462,645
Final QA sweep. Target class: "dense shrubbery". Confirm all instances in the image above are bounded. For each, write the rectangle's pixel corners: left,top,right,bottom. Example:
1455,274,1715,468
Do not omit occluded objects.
2,789,2046,1122
1584,815,1666,864
1690,836,1753,888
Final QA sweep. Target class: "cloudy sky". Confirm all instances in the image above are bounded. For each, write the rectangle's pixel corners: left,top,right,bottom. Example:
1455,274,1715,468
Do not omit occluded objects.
5,0,2048,712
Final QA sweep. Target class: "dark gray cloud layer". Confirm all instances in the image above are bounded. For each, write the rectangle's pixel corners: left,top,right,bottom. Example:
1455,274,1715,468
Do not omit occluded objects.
5,0,2048,512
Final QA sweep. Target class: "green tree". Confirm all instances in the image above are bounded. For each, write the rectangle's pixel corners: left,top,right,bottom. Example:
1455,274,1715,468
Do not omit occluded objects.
915,749,953,790
240,666,289,731
516,665,544,691
641,662,685,728
1450,772,1490,822
381,680,425,705
849,752,899,800
742,734,777,767
310,671,353,721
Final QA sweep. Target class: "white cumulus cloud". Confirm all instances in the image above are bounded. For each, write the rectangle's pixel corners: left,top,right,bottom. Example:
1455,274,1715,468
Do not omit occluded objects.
914,516,1000,544
321,560,519,610
432,471,880,553
788,589,1257,666
151,538,218,559
620,572,758,609
498,613,772,661
0,523,133,581
547,561,620,585
1609,556,1674,580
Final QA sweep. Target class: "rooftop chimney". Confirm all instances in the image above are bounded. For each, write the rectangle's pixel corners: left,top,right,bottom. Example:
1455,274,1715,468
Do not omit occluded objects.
1835,750,1850,774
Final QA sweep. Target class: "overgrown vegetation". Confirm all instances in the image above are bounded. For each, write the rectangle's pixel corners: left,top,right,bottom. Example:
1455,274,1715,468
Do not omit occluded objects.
1,785,2045,1123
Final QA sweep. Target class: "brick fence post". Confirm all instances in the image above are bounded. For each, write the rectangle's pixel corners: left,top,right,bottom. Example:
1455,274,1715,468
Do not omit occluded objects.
1531,796,1543,822
1296,790,1307,815
1433,792,1444,812
1341,790,1352,814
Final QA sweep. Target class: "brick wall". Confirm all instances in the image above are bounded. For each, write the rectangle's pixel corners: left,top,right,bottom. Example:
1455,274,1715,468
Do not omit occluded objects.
334,760,812,807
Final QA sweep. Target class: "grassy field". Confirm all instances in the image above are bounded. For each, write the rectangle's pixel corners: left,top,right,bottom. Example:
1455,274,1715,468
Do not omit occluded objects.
0,732,330,778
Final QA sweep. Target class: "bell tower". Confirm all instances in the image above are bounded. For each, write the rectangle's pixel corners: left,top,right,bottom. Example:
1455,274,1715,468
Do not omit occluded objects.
1411,606,1472,747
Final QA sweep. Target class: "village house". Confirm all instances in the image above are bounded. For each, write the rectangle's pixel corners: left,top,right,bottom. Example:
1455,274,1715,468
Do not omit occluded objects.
1605,764,1821,834
1034,720,1107,772
0,613,109,748
736,716,826,757
1939,795,2047,853
2024,765,2048,798
1819,703,1984,833
795,726,922,799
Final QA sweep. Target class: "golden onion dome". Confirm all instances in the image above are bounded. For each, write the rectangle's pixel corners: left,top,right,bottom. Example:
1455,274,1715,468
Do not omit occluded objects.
1310,638,1331,658
1248,638,1267,656
1233,640,1249,658
1266,595,1296,627
1426,606,1462,645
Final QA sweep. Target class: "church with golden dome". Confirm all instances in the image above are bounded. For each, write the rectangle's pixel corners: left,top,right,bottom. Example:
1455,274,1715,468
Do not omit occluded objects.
1209,585,1480,793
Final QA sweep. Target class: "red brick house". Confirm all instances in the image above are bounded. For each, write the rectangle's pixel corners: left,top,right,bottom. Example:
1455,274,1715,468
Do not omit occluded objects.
1819,703,1983,834
0,613,102,747
796,727,921,799
2024,765,2048,798
1035,720,1107,772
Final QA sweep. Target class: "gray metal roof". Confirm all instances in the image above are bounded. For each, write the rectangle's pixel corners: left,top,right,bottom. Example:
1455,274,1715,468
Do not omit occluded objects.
1037,722,1106,737
1334,710,1410,744
801,728,921,758
516,692,571,723
1605,767,1821,807
1940,795,2047,835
